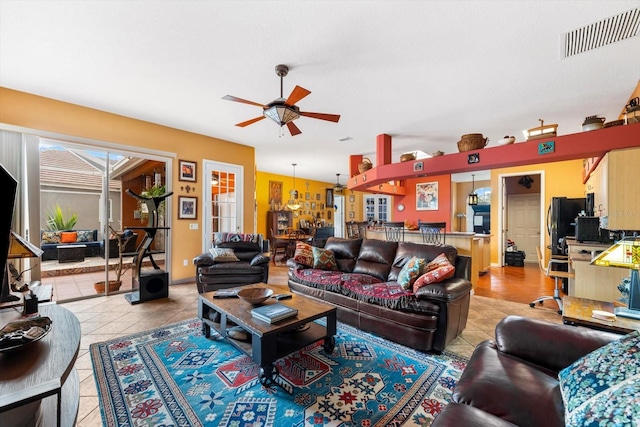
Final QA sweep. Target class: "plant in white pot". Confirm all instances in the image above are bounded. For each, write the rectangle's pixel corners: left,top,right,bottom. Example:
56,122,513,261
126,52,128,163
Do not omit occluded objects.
94,225,135,294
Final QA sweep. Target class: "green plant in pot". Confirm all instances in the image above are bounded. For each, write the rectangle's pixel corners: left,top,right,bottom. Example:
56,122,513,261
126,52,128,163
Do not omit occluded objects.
94,225,135,294
46,204,77,230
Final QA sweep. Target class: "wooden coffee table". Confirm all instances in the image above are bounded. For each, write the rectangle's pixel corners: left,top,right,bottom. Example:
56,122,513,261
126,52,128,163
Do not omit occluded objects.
198,283,337,387
562,296,640,334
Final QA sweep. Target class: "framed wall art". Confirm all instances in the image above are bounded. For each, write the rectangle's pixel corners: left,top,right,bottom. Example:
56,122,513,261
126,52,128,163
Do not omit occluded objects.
416,182,438,211
269,180,283,204
178,196,197,219
179,160,197,182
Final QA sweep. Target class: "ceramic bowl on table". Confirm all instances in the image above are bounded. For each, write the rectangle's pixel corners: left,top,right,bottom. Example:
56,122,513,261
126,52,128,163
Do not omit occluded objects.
237,288,273,305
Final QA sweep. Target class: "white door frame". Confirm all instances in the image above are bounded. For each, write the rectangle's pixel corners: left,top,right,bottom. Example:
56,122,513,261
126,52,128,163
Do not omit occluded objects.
334,195,345,238
497,170,545,266
202,159,244,251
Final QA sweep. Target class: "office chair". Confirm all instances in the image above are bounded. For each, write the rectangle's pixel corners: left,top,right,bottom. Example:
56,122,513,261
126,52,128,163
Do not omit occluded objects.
530,246,574,314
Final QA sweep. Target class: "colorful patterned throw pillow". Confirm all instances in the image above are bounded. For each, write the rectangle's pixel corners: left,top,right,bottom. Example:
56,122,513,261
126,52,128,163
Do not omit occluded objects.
312,246,338,271
76,230,94,242
60,231,78,243
413,253,455,292
558,330,640,426
293,242,314,267
397,256,425,290
209,247,240,263
41,230,61,244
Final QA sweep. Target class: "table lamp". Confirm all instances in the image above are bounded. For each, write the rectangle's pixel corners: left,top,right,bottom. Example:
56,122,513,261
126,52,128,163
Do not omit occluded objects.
1,232,44,303
590,236,640,320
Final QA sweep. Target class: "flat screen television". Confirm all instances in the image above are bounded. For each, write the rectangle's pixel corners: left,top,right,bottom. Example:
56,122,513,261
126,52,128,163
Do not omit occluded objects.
0,163,18,303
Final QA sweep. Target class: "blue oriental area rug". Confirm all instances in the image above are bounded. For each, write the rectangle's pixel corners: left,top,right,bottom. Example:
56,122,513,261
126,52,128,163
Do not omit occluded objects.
90,318,467,426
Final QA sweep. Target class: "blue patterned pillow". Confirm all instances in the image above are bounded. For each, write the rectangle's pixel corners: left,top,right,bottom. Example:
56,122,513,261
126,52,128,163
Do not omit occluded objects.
558,330,640,426
397,257,425,290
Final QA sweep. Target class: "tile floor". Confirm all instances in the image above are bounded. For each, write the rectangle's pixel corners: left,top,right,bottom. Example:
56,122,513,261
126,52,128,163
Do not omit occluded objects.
59,262,565,426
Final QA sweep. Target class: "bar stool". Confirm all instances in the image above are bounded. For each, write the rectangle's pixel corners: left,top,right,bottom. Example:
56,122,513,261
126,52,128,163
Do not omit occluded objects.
383,221,405,242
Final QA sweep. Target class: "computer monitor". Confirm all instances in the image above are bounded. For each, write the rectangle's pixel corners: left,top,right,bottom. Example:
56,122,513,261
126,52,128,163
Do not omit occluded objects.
0,163,19,303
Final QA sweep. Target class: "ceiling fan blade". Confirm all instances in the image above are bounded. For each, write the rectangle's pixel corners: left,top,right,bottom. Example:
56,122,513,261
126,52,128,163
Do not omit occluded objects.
222,95,267,108
286,121,302,136
236,116,265,127
299,111,341,122
285,85,311,106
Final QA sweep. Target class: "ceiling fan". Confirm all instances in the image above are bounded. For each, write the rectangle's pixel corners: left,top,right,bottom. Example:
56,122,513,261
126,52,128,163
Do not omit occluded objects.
332,173,346,193
222,64,340,136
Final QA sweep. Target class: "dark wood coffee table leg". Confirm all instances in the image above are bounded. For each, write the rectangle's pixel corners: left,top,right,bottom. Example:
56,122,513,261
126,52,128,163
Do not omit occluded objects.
323,310,337,354
253,334,279,386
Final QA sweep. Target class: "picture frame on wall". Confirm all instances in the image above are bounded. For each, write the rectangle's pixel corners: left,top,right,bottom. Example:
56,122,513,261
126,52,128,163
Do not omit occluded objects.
349,195,355,202
178,196,197,219
179,160,197,182
269,180,283,204
416,182,438,211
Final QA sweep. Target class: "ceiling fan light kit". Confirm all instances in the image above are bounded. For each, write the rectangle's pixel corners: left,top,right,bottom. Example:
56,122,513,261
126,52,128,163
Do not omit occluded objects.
222,64,340,136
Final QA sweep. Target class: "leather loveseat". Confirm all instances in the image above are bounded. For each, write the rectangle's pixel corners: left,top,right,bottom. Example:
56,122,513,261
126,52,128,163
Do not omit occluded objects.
287,237,473,353
193,233,270,293
432,315,622,427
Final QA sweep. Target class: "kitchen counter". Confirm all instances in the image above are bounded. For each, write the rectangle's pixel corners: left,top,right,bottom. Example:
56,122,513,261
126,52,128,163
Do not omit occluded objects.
566,238,628,302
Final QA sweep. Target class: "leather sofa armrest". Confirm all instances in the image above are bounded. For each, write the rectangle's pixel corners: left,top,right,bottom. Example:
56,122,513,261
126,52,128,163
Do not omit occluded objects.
414,277,472,302
286,258,308,269
250,254,270,266
453,255,471,281
494,315,621,372
193,253,214,267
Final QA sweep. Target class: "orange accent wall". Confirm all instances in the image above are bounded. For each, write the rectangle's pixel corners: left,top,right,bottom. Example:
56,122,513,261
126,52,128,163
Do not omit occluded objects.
0,87,255,281
391,175,452,229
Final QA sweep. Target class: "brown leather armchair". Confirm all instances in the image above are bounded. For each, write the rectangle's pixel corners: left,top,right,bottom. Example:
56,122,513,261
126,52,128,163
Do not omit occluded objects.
432,315,620,427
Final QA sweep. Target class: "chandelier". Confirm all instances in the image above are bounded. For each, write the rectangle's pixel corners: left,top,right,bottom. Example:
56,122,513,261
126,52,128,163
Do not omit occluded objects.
286,163,301,211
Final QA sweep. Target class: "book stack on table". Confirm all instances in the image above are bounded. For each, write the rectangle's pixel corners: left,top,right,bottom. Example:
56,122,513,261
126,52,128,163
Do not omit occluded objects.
251,303,298,323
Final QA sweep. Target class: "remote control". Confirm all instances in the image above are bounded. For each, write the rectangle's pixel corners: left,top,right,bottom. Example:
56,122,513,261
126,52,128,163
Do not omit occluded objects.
214,290,239,298
272,293,292,300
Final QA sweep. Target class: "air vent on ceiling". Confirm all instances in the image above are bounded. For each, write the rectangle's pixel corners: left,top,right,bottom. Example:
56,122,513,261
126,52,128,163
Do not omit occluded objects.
563,7,640,58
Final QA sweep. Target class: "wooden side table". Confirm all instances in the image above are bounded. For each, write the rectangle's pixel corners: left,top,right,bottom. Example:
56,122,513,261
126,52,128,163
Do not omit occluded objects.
562,296,640,334
0,303,81,426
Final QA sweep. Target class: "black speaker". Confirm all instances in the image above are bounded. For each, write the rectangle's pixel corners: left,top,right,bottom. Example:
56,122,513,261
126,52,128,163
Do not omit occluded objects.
125,270,168,304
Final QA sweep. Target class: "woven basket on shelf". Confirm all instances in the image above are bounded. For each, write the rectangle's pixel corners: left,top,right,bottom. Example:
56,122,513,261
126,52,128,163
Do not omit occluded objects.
457,134,488,152
358,157,373,173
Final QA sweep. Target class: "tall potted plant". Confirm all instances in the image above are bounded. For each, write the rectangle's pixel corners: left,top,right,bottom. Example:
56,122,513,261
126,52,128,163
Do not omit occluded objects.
94,225,135,293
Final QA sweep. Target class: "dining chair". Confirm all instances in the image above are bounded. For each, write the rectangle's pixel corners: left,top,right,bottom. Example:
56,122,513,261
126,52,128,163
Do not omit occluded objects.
383,221,405,242
529,246,574,314
346,222,360,238
286,229,306,258
418,222,446,245
270,228,288,265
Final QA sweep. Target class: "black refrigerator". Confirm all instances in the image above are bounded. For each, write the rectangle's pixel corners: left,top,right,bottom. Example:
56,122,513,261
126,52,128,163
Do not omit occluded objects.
547,197,585,255
547,197,585,294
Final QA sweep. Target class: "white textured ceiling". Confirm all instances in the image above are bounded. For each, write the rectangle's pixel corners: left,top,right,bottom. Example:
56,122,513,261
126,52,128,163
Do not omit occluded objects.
1,1,639,183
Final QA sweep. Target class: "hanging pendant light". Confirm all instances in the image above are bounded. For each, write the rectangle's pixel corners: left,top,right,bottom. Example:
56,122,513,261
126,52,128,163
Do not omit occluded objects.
468,174,479,206
286,163,301,211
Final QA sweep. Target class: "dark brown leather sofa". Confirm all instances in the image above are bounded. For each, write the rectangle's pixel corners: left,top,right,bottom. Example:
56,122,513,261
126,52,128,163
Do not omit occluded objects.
432,315,620,427
193,237,270,293
287,237,472,353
